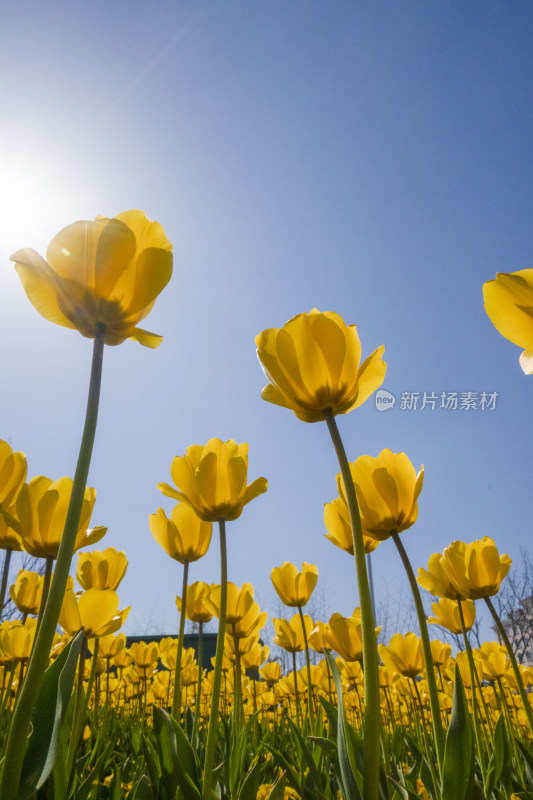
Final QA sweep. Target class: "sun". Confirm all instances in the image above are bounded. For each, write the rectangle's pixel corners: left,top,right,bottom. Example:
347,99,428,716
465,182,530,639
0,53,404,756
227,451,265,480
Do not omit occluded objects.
0,146,82,257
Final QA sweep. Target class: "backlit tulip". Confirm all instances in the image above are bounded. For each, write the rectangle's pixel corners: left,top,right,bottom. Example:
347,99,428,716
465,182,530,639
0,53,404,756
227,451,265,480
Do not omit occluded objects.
338,450,423,541
229,601,268,641
76,547,128,590
9,570,44,616
417,553,460,600
158,439,267,522
206,582,255,624
272,614,314,653
241,642,269,671
255,309,386,422
150,503,212,563
0,441,27,514
0,619,37,663
59,588,130,638
324,496,379,554
129,641,160,670
97,633,126,660
483,269,533,373
271,562,318,607
326,612,365,662
16,476,106,559
440,538,511,599
176,580,214,623
0,512,23,552
427,597,475,634
11,210,173,348
378,633,424,678
259,661,281,684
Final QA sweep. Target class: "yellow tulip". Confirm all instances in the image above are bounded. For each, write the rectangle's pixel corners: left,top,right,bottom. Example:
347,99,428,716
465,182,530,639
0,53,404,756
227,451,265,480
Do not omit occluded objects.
128,641,160,670
0,619,37,663
97,633,126,659
241,642,269,671
440,538,512,599
326,612,365,662
270,561,318,607
158,439,267,522
16,476,106,559
259,661,281,684
427,597,475,634
230,602,268,641
272,613,314,653
9,570,44,615
308,621,332,654
338,449,423,541
176,580,214,623
0,441,27,514
429,639,452,668
11,210,173,348
323,496,379,554
0,511,23,552
483,269,533,373
255,309,386,423
205,582,255,624
150,503,212,563
59,588,129,638
76,547,128,590
417,552,460,600
378,633,424,678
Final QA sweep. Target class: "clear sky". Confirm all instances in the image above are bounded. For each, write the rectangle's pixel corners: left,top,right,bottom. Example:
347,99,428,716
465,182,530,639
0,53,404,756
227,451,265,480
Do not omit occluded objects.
1,1,532,643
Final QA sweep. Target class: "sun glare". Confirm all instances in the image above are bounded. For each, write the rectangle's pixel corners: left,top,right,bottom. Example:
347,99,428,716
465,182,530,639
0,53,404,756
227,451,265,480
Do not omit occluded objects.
0,149,81,257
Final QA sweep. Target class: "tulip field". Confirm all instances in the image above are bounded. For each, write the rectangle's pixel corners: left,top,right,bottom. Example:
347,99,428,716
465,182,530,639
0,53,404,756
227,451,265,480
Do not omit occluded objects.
1,210,533,800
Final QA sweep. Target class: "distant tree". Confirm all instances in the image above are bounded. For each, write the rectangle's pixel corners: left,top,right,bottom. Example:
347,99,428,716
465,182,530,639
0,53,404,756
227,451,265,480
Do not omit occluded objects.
492,548,533,663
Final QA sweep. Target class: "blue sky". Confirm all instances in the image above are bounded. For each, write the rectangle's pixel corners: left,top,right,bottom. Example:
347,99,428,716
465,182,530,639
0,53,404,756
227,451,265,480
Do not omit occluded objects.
0,1,532,643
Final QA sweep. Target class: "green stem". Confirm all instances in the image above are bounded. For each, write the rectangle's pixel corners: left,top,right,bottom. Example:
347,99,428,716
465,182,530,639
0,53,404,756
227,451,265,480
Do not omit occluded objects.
65,635,88,780
411,676,439,794
324,408,380,800
484,595,533,738
192,620,203,744
291,651,301,728
232,625,244,728
392,531,445,780
0,325,105,800
297,604,315,727
457,597,487,777
202,520,228,800
172,559,189,720
34,555,54,639
0,548,12,619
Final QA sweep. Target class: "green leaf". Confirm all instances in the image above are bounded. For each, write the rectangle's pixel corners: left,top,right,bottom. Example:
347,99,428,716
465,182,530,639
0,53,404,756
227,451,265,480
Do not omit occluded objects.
153,706,201,800
308,736,337,756
128,775,154,800
441,664,474,800
387,775,424,800
141,733,161,796
267,771,287,800
485,714,508,794
238,756,263,800
18,628,85,800
324,651,363,800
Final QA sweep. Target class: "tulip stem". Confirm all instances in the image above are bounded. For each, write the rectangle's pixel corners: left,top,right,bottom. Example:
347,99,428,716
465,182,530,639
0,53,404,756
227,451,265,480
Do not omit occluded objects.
202,520,228,800
192,620,203,744
0,324,105,800
0,548,12,620
391,531,445,779
457,597,487,777
323,408,380,800
484,595,533,738
34,555,54,640
297,604,315,728
173,559,189,720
